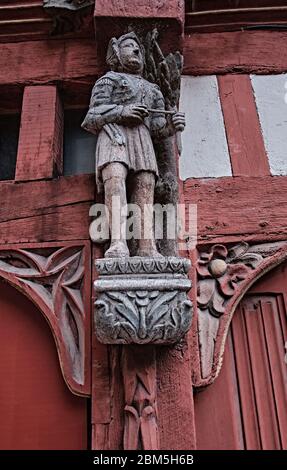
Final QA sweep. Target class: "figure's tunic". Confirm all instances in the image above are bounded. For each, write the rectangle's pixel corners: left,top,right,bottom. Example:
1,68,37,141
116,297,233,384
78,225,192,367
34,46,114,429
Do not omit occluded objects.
81,71,166,188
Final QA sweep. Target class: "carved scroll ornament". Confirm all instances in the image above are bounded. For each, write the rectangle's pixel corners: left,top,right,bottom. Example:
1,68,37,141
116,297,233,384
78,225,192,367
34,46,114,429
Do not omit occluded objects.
0,244,91,396
94,257,192,345
194,241,287,388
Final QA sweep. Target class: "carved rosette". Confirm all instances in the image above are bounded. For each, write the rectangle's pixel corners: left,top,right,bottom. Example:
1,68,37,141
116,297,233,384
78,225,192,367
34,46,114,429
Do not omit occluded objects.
94,257,192,345
194,241,287,387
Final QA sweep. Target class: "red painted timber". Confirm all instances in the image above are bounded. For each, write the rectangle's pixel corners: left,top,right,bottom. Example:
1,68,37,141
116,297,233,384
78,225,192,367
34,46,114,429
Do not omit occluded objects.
0,175,94,243
260,299,287,449
95,0,184,20
16,86,63,181
231,303,262,449
249,264,287,449
0,39,101,87
218,75,270,177
0,280,87,450
0,202,91,244
0,174,94,222
1,32,287,91
1,33,287,86
183,176,287,244
156,342,196,450
184,31,287,75
194,334,244,450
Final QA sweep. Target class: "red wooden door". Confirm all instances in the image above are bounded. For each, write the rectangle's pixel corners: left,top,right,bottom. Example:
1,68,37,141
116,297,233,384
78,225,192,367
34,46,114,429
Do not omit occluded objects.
195,261,287,450
0,280,88,450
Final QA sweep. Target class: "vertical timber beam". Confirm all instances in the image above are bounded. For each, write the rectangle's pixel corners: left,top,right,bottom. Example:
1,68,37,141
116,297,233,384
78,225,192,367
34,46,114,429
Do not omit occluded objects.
91,1,197,451
16,85,63,181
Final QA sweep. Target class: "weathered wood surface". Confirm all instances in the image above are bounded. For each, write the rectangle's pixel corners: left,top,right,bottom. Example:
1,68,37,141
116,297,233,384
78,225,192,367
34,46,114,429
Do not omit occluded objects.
218,75,270,177
156,341,196,450
185,4,287,33
2,32,287,90
183,176,287,244
0,175,94,243
16,86,63,181
95,0,184,19
0,39,101,86
184,31,287,75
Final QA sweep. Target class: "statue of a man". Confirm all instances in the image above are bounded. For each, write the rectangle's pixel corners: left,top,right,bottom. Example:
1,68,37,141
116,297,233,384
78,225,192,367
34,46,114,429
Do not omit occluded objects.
82,32,185,258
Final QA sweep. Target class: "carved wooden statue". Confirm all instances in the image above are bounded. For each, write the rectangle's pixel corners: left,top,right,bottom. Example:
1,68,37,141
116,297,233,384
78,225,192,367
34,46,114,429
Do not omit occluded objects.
82,32,185,258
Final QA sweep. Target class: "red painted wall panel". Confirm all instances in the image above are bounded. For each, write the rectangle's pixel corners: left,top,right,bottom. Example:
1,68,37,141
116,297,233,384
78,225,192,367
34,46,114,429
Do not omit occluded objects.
195,262,287,450
0,280,88,450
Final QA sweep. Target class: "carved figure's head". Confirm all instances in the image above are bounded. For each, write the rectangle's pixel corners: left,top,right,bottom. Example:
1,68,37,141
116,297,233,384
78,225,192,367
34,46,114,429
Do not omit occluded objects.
106,32,144,74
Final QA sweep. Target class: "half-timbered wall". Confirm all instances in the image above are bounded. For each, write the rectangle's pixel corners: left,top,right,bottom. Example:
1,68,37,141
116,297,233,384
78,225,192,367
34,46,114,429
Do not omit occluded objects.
0,0,286,450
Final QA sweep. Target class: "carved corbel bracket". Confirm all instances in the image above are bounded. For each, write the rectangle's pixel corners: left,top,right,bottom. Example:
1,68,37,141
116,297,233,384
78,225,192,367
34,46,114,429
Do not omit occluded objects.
43,0,94,34
193,241,287,388
94,257,193,345
0,243,91,396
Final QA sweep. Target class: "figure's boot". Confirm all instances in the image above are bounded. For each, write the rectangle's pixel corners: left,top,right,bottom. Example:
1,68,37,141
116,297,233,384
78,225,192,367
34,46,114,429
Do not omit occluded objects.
103,163,130,258
132,171,163,258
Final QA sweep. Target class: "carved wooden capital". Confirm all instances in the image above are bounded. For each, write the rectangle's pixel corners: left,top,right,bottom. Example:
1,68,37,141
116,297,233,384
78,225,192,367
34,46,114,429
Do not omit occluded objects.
193,241,287,388
94,257,193,345
0,243,91,396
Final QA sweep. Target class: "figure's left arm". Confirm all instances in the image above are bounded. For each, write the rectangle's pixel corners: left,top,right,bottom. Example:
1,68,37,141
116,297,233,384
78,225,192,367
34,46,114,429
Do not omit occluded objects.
150,87,185,141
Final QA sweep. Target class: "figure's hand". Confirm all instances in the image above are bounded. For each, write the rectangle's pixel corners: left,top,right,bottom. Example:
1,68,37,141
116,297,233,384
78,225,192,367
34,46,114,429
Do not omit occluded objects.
172,112,185,132
120,104,149,126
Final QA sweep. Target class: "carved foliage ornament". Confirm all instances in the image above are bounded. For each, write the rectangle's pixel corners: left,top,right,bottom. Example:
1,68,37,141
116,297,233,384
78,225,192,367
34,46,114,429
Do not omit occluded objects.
195,241,287,387
94,257,192,345
0,244,90,395
122,346,158,450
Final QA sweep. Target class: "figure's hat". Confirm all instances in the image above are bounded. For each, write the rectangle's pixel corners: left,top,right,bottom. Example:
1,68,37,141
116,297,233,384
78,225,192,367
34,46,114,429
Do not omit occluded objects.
106,32,144,70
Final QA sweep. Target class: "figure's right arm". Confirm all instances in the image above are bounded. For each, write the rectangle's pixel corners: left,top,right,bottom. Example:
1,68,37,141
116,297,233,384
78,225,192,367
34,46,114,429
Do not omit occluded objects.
81,77,123,134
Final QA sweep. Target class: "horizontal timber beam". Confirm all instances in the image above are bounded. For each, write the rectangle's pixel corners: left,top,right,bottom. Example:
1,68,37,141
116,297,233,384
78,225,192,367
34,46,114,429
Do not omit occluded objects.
183,176,287,245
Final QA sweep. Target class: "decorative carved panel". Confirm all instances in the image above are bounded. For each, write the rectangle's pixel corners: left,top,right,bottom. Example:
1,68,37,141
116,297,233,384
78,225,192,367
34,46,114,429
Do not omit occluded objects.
122,346,159,450
193,240,287,388
0,242,91,396
94,257,192,345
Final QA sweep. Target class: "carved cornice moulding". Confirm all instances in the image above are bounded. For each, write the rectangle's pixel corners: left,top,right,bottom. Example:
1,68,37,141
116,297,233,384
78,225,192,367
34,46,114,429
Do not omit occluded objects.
0,242,91,396
193,240,287,388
